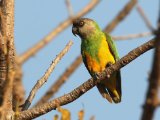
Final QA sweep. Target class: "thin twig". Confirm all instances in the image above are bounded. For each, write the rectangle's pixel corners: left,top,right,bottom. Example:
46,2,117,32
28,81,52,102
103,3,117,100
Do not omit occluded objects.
104,0,137,33
17,39,155,120
113,32,152,40
65,0,74,17
136,5,155,31
33,0,138,105
34,55,82,106
22,41,73,111
19,0,100,64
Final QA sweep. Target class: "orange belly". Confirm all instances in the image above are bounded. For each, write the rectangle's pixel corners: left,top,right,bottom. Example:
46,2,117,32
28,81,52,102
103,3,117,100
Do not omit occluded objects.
84,38,115,73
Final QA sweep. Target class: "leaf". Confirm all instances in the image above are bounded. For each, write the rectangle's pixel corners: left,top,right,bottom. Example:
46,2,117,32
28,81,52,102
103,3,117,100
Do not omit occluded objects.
53,114,59,120
78,109,84,120
58,107,71,120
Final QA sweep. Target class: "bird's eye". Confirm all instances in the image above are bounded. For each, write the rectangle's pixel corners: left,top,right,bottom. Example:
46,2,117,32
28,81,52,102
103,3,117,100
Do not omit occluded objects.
79,21,84,27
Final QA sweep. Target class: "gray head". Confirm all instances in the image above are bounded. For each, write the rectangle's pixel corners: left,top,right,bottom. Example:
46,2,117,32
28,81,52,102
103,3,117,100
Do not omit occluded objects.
72,18,101,39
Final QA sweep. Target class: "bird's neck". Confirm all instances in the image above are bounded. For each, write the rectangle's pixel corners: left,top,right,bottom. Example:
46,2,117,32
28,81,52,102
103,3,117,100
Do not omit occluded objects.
81,31,105,47
81,31,105,57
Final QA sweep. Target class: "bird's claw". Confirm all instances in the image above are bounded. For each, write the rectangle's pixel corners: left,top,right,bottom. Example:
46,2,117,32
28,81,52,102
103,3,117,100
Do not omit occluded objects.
106,62,113,68
105,62,113,78
93,73,100,80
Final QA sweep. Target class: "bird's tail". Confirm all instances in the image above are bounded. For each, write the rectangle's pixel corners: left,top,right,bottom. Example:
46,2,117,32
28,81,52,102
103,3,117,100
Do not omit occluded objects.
97,84,112,103
97,71,121,103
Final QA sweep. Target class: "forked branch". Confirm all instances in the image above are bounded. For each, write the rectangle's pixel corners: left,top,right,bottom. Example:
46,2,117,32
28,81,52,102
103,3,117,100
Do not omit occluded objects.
22,41,73,111
35,55,82,106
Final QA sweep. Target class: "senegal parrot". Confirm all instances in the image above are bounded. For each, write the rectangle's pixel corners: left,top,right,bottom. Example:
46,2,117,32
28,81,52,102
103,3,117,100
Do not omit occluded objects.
72,18,121,103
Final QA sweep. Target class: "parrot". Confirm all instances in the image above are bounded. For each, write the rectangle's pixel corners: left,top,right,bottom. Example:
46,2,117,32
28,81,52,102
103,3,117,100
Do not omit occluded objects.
72,18,121,103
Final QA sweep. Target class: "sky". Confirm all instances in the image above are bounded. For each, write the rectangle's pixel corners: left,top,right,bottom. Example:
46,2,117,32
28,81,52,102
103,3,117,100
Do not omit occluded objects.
15,0,159,120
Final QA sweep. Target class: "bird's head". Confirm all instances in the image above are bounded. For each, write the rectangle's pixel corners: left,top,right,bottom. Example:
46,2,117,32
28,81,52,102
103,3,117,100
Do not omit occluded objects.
72,18,101,39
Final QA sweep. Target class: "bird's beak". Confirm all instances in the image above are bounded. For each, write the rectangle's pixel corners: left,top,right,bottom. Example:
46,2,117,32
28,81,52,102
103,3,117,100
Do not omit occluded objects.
72,26,78,36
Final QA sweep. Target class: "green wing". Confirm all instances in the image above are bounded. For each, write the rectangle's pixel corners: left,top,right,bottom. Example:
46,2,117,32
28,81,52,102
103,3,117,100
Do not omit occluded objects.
105,32,122,102
105,33,120,61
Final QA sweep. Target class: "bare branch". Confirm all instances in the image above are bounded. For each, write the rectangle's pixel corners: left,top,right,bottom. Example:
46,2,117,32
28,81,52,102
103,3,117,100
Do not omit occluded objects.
136,5,155,31
19,0,100,64
2,71,15,119
65,0,74,17
35,55,82,106
22,41,73,111
141,39,160,120
0,0,15,119
141,11,160,120
113,32,152,40
0,39,7,105
104,0,137,33
12,64,25,111
17,39,155,120
3,23,16,113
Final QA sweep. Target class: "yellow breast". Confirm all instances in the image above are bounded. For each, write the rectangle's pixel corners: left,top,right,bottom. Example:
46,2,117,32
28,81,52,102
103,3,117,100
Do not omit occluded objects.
85,37,115,73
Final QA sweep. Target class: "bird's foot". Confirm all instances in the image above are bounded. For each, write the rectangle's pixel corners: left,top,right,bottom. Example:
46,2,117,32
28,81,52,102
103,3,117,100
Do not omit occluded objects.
106,62,113,68
93,73,101,80
105,62,113,78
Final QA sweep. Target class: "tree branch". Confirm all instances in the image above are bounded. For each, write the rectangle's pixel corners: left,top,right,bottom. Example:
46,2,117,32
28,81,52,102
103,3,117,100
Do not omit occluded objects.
136,5,155,31
104,0,137,33
141,10,160,120
22,41,73,111
141,37,160,120
113,32,152,40
18,0,100,64
0,0,15,119
34,55,82,106
16,39,155,120
65,0,74,17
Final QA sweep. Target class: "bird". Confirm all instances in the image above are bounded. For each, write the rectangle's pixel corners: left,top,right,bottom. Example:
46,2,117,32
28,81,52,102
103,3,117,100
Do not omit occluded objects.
72,18,121,103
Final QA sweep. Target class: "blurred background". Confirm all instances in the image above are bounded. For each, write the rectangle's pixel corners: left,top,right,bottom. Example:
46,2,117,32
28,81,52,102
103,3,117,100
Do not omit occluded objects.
15,0,159,119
